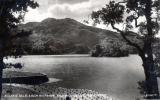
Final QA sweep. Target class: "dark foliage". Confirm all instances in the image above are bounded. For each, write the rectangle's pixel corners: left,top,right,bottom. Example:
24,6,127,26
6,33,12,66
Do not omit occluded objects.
90,37,138,57
0,0,39,99
91,0,160,97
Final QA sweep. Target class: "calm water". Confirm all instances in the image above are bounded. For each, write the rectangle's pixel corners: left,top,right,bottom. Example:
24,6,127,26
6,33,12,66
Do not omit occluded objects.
5,55,145,100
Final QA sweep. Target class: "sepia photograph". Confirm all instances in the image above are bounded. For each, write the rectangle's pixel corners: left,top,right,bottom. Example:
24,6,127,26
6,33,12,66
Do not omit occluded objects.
0,0,160,100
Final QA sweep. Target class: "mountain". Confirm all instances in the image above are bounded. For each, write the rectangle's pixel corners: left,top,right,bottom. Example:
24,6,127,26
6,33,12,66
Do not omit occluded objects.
18,18,123,55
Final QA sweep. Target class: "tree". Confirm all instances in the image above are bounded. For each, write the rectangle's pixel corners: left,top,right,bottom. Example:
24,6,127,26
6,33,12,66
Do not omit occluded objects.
90,44,103,57
101,37,129,57
0,0,38,99
91,0,160,98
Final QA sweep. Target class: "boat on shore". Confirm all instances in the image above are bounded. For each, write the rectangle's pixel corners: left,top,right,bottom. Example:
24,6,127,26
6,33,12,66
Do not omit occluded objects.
3,71,49,85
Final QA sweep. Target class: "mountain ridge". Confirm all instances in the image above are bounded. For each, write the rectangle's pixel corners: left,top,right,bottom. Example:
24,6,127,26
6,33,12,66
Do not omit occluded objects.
18,18,123,55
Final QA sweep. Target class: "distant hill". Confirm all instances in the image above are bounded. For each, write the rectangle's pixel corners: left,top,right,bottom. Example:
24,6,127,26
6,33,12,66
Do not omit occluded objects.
18,18,122,55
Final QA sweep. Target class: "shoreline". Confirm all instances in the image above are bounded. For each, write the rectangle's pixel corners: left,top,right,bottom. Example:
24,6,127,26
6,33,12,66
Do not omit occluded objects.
2,70,114,100
2,84,113,100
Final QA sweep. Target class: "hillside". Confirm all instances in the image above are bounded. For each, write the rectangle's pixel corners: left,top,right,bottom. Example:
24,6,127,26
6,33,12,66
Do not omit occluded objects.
18,18,122,55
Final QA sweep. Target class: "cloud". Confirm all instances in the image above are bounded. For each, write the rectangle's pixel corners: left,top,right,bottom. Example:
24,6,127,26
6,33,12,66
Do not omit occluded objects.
58,0,89,4
48,2,91,21
36,0,89,5
24,0,109,23
24,8,51,23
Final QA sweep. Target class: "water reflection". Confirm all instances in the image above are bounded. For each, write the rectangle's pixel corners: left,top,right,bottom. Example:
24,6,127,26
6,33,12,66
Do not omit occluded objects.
5,55,145,100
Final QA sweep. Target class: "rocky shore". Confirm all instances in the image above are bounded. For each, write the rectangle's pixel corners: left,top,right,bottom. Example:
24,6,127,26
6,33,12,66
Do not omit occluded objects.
2,83,113,100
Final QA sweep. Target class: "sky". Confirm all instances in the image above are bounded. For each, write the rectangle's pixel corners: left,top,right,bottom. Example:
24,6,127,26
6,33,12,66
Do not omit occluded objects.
24,0,160,36
24,0,108,23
